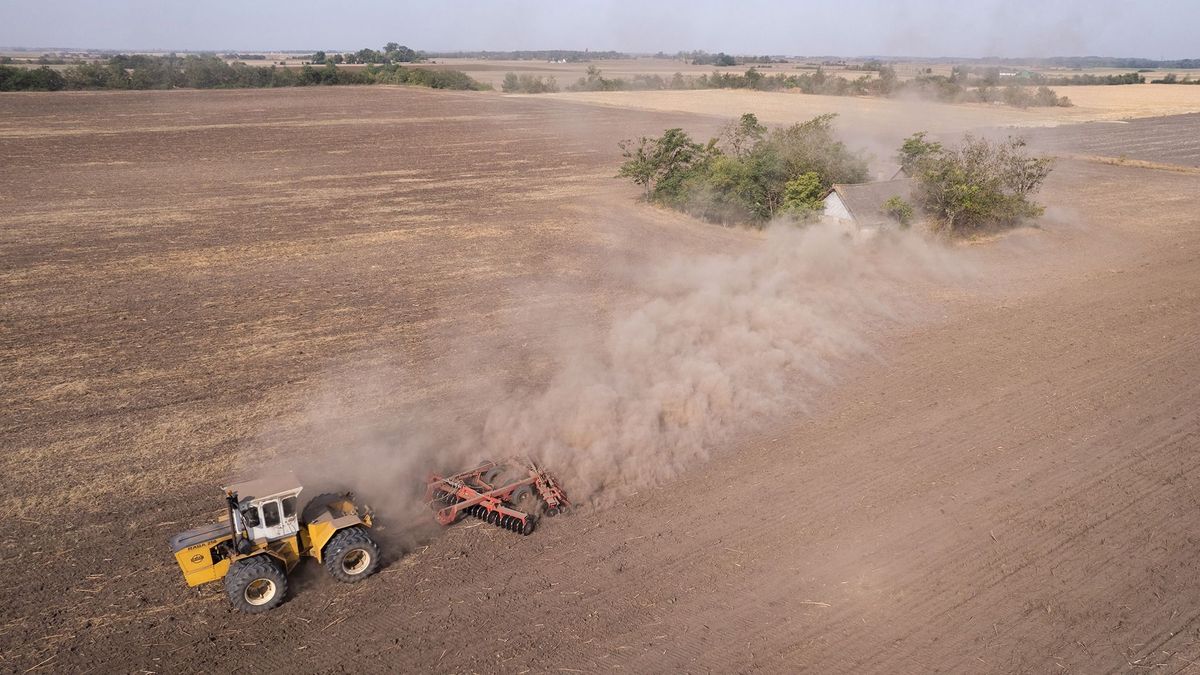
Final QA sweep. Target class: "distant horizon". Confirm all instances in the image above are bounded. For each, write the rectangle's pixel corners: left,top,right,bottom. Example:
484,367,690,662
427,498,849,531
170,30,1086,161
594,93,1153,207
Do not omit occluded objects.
2,0,1197,61
2,45,1196,64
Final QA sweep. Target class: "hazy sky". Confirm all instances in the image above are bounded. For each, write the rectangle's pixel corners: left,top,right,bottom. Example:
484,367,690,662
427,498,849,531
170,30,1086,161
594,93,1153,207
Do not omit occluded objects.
1,0,1195,59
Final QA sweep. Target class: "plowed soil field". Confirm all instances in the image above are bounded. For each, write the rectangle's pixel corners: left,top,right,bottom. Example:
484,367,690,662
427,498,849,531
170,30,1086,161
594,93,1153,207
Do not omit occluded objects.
2,86,1199,673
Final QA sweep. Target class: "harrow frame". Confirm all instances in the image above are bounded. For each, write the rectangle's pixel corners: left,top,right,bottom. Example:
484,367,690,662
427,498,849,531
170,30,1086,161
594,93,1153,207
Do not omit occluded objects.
425,458,571,535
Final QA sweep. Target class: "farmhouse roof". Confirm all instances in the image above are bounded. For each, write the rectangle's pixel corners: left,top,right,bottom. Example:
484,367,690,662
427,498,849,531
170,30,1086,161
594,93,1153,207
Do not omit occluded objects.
830,178,915,228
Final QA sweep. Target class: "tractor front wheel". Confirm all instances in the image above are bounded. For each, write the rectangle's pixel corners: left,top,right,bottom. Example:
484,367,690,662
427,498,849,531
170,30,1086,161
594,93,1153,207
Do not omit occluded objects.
226,556,287,613
322,527,380,583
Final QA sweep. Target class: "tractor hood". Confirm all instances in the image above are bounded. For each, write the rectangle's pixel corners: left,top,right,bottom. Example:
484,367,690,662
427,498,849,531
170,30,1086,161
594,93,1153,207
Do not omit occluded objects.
169,521,231,553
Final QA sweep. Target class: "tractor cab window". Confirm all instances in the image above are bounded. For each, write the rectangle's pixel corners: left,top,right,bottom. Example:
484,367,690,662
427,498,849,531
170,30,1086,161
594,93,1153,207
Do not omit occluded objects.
262,500,281,527
241,506,261,527
282,496,297,519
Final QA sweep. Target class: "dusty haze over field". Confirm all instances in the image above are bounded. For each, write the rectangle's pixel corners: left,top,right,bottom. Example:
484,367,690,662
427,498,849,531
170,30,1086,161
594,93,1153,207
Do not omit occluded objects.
1,0,1198,58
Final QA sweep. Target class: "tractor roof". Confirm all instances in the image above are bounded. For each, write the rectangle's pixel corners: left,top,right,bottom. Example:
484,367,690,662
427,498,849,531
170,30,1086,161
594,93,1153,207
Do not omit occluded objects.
224,471,302,503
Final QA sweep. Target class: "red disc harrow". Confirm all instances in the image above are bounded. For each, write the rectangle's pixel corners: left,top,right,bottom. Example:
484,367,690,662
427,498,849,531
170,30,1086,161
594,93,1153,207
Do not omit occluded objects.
425,457,572,535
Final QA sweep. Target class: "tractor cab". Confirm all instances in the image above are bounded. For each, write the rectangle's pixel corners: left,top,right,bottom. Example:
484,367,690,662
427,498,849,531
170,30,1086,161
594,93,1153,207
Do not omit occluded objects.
224,473,302,543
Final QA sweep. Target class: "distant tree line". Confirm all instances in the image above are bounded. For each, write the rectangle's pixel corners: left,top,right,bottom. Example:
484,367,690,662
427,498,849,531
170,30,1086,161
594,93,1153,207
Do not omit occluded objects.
310,43,422,65
0,65,68,91
687,51,738,66
425,50,627,62
897,56,1200,70
1151,73,1200,84
0,55,486,92
1019,57,1200,70
844,59,890,72
905,77,1072,107
1026,71,1144,85
546,66,1070,108
948,66,1142,86
675,51,784,66
501,73,559,93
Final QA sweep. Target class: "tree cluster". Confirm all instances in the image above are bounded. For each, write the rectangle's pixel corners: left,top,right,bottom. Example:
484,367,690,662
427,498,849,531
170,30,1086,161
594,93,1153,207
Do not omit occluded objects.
568,65,628,91
425,50,625,62
314,43,422,65
902,57,1198,70
882,195,915,227
618,113,869,225
0,65,66,91
905,75,1071,107
675,51,782,66
1029,57,1200,69
0,55,486,91
689,51,738,67
947,66,1141,87
1151,73,1200,84
501,72,559,93
1028,71,1143,85
552,66,1068,108
899,132,1053,234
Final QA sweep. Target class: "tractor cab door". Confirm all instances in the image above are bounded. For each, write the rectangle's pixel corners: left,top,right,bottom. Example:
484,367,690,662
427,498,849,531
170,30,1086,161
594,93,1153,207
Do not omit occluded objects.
244,493,301,542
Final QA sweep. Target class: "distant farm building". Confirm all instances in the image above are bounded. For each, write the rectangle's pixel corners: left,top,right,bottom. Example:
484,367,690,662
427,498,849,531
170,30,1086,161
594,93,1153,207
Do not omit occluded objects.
823,178,915,229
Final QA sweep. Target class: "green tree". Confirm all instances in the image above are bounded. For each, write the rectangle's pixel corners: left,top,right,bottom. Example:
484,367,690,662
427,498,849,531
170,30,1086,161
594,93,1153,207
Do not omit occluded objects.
617,128,709,200
356,48,382,64
765,113,869,192
882,195,915,227
782,172,823,212
898,132,944,175
905,133,1053,233
0,65,66,91
320,62,340,84
299,64,321,85
618,113,868,226
744,67,763,89
720,113,766,157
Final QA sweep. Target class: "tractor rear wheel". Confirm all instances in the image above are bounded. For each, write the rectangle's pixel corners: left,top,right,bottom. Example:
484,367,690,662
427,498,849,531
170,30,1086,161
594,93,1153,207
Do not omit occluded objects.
226,556,287,613
322,526,380,583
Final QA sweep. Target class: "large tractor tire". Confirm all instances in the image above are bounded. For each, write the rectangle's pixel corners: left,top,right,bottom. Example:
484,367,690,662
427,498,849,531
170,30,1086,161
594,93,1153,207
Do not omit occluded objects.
225,556,287,613
301,492,346,524
322,526,380,583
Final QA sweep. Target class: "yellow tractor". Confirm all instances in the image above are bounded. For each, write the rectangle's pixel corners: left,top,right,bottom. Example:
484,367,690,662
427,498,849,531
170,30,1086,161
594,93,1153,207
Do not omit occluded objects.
169,472,379,613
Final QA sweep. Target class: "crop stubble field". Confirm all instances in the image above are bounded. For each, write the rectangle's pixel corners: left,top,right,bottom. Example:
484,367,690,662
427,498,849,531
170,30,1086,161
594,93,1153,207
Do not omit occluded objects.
1,86,1199,672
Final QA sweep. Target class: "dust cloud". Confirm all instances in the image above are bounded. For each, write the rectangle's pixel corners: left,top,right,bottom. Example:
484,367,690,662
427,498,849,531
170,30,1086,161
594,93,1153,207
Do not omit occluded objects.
277,219,971,542
481,221,968,501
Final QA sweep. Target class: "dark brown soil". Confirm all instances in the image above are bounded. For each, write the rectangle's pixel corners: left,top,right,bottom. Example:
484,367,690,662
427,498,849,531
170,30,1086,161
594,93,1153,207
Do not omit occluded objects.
1021,112,1200,168
2,87,1198,674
